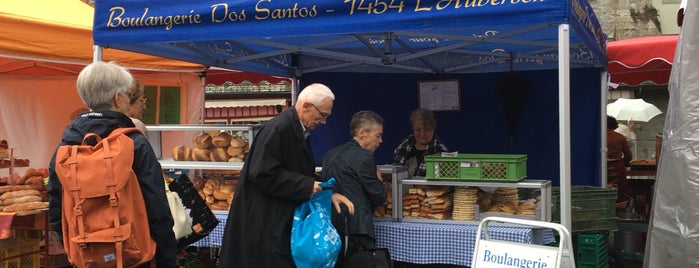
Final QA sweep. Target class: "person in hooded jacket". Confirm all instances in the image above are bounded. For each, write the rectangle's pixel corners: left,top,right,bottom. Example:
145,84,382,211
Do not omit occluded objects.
47,61,177,268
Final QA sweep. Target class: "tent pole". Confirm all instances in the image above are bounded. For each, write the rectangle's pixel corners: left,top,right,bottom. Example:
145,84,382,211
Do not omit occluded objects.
601,71,609,188
93,45,103,62
558,24,572,231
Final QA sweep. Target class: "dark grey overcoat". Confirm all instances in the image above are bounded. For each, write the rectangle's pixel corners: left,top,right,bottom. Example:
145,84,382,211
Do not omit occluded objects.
321,140,387,239
219,108,317,268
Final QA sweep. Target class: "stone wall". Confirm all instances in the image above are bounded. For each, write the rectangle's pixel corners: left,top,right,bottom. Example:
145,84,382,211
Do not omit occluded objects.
589,0,662,40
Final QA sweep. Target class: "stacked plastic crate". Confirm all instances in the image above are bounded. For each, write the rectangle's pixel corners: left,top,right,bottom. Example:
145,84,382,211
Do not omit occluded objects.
576,233,609,268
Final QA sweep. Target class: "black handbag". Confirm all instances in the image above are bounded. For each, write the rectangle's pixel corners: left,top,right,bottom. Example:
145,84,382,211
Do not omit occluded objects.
338,212,392,268
341,247,392,268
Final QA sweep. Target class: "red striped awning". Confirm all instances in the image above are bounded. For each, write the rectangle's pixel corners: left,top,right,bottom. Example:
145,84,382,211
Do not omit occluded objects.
607,35,677,86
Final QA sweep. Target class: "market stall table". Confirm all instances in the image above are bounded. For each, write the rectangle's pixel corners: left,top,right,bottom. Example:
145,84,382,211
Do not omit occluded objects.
193,211,555,267
374,220,556,266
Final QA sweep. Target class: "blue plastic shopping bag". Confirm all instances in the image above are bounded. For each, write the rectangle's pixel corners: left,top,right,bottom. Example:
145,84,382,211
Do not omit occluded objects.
291,178,341,268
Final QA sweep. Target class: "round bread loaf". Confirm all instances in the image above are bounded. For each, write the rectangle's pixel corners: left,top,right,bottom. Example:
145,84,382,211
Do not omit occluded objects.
192,148,211,161
192,132,212,149
228,157,244,162
227,146,245,157
210,147,230,162
230,138,246,148
212,132,233,148
172,145,191,161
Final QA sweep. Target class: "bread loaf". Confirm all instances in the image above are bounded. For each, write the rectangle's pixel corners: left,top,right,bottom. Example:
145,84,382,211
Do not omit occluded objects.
192,148,211,161
227,146,245,157
209,200,229,211
172,145,191,161
192,132,212,149
228,157,244,162
2,195,42,205
212,132,233,148
2,201,49,212
0,189,40,200
210,147,230,162
0,185,41,194
229,138,246,148
24,176,44,187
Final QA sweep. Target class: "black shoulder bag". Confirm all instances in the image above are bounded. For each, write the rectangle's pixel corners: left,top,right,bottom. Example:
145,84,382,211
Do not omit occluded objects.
338,212,393,268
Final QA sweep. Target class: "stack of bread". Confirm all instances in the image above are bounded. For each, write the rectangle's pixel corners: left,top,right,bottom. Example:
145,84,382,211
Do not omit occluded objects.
199,176,237,211
0,168,48,212
373,181,392,218
402,186,453,220
476,189,493,212
172,131,249,162
451,187,480,221
402,186,426,218
419,186,453,220
517,198,537,216
484,187,520,215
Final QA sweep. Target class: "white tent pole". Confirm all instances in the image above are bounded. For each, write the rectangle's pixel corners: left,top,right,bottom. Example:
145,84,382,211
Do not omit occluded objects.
558,24,572,231
601,71,609,187
93,45,103,62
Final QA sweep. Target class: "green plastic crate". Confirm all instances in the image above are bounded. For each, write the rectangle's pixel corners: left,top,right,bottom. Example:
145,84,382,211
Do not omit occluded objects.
576,233,609,268
424,153,527,182
552,186,618,232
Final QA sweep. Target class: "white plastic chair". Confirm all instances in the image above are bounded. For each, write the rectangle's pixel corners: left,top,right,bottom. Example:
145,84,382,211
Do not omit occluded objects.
472,216,575,268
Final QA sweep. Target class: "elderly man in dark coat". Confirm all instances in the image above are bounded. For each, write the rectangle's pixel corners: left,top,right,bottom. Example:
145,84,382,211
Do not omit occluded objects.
219,83,354,268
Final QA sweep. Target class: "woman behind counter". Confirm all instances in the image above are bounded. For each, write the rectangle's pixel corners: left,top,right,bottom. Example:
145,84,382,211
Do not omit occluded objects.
392,109,449,177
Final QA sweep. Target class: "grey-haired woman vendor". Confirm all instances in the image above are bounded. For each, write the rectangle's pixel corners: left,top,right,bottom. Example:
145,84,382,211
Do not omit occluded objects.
392,109,449,177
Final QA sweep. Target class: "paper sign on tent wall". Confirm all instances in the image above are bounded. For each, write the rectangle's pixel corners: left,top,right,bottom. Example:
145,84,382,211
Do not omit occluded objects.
418,80,460,111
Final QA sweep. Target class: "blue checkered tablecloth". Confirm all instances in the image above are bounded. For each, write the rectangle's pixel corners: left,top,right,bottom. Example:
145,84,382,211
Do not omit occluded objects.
191,213,555,267
191,210,228,248
374,221,556,266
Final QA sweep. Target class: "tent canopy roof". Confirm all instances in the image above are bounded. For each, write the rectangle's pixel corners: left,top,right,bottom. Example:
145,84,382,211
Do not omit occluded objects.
607,35,678,86
0,0,205,74
92,0,607,77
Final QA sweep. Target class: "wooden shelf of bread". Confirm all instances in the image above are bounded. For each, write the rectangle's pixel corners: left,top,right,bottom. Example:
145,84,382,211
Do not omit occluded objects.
0,140,30,169
171,131,249,163
0,168,49,213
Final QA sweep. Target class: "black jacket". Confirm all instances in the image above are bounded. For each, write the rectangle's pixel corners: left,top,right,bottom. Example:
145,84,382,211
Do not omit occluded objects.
219,108,318,268
47,110,177,268
322,140,387,239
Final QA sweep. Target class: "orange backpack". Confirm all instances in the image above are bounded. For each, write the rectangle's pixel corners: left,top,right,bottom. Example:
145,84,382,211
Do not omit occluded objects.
55,128,156,268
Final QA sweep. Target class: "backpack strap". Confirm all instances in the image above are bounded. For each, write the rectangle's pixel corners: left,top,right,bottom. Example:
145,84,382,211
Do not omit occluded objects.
104,127,142,268
66,145,88,248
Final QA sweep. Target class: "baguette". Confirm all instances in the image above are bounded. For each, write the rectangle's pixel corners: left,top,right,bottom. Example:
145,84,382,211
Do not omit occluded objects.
2,195,42,205
0,185,40,194
0,189,41,200
3,201,48,212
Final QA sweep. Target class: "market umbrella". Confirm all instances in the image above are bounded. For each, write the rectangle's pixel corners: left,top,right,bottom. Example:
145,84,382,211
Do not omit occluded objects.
607,98,662,122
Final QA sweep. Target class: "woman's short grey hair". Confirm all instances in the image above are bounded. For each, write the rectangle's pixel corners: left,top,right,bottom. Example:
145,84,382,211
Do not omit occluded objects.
76,61,134,110
350,110,383,137
409,108,437,130
296,83,335,106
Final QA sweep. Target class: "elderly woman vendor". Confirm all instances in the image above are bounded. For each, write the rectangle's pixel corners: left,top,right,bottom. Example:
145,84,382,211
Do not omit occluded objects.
392,108,449,177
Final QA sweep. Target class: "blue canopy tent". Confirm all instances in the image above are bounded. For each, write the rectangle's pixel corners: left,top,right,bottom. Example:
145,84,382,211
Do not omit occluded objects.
92,0,608,229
